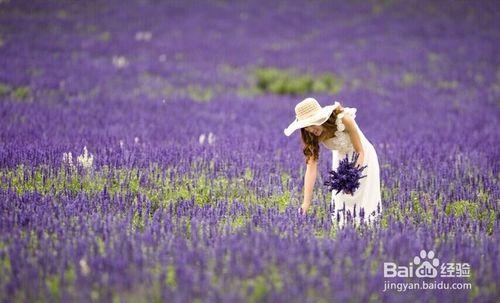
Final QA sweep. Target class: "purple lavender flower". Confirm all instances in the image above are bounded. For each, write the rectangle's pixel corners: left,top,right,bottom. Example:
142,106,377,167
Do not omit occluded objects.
324,151,367,195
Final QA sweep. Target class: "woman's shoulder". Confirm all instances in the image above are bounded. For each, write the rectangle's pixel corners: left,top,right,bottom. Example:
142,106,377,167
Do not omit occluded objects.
328,105,357,135
336,106,357,125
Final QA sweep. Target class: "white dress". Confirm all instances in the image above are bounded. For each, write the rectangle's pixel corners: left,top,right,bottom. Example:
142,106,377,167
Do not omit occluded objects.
321,105,382,228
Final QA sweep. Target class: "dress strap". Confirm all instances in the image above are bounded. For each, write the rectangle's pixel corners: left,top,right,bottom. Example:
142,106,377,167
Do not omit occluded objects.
336,107,357,132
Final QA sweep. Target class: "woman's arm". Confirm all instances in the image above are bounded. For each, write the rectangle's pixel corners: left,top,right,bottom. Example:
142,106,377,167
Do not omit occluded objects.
342,115,365,196
342,115,364,167
300,157,318,214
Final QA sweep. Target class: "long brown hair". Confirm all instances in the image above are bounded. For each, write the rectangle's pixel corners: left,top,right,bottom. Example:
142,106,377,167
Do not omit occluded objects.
300,103,345,164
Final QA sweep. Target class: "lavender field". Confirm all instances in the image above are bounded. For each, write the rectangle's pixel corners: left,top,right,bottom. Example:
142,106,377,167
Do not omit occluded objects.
0,0,499,302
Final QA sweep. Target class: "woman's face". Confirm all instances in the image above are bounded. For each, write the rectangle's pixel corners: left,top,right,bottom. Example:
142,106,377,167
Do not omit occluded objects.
304,124,324,137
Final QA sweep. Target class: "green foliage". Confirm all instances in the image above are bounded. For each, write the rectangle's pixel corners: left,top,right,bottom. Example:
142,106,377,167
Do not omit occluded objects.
485,212,495,236
437,80,458,90
314,73,343,94
298,262,318,278
380,216,388,229
0,249,11,285
254,67,343,95
13,86,30,100
410,191,432,225
445,200,478,217
370,259,379,276
186,84,213,102
445,199,495,235
243,275,269,303
132,208,145,232
95,237,106,256
401,72,419,86
64,265,76,283
0,163,227,209
231,215,249,229
135,73,218,102
0,83,11,96
280,172,290,186
244,167,253,181
266,264,283,293
1,163,495,237
45,275,61,301
379,190,435,228
99,31,111,41
166,265,177,289
185,217,191,239
376,193,496,235
264,191,291,212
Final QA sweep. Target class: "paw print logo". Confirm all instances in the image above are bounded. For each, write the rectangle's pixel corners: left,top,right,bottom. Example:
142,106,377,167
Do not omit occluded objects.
414,249,439,278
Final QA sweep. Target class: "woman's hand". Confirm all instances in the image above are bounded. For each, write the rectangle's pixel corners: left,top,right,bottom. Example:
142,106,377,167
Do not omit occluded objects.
299,202,310,215
344,189,354,195
355,153,364,169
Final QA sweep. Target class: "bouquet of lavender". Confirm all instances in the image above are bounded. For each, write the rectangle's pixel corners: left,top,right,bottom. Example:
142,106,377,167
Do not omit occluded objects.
324,151,367,195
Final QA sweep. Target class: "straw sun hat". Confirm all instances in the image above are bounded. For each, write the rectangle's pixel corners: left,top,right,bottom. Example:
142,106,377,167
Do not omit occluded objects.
284,97,340,136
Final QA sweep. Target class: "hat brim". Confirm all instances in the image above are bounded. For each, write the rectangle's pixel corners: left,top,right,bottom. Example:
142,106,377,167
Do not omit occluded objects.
284,104,337,136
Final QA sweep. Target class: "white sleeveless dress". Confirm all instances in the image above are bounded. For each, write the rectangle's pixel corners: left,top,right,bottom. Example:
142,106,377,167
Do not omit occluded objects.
321,104,382,228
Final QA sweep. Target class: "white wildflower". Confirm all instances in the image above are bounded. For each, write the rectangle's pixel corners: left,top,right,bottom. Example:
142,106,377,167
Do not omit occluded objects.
134,137,140,144
112,56,129,69
76,146,94,170
134,31,152,41
79,258,90,276
119,139,124,148
199,133,206,145
207,132,216,145
62,152,75,168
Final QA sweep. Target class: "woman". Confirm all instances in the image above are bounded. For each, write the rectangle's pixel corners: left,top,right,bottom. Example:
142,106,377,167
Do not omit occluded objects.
284,97,382,227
